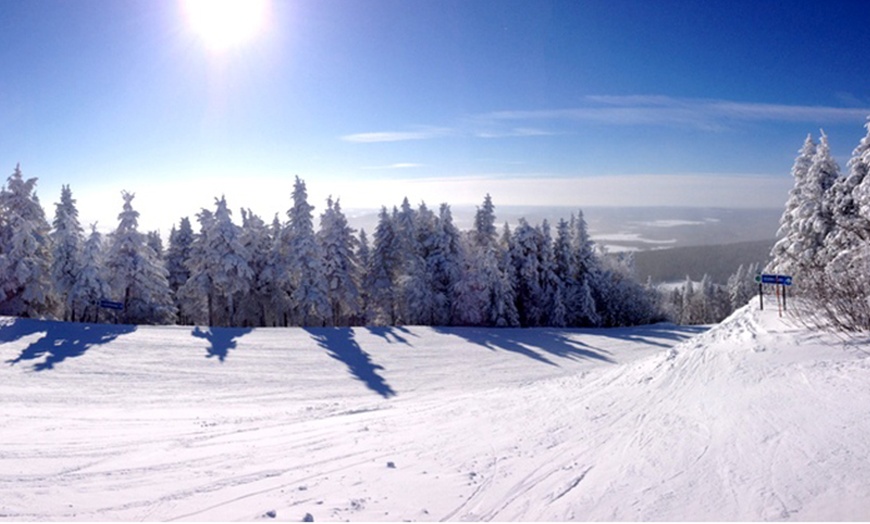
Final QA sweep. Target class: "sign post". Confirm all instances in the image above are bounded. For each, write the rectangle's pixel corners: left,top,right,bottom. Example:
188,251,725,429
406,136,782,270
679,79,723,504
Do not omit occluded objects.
755,274,793,315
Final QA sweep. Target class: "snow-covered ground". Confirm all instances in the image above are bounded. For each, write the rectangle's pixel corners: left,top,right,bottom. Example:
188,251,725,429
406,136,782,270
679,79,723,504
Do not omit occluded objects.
2,304,869,521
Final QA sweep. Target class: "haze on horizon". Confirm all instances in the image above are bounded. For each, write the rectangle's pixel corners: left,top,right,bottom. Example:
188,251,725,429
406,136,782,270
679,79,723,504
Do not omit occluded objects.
2,0,869,234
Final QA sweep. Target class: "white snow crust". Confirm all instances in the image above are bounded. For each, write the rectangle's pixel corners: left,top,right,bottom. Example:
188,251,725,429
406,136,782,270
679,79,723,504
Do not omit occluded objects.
2,304,869,521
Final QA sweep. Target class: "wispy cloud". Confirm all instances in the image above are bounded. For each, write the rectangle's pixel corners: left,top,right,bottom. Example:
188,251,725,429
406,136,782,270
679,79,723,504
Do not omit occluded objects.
341,127,452,143
485,96,870,130
475,127,556,138
340,96,870,144
361,162,424,170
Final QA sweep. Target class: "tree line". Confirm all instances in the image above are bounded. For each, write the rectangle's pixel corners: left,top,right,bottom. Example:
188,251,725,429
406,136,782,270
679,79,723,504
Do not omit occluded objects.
1,168,763,328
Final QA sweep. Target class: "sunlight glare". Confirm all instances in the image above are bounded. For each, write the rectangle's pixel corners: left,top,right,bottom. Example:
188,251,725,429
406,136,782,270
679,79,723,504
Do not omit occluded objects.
182,0,269,52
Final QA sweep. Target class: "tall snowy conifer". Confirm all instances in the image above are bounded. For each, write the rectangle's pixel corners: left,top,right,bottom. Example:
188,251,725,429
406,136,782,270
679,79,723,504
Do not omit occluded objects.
570,211,600,326
51,184,83,321
166,217,194,323
428,204,463,325
357,228,371,321
105,191,175,324
473,193,497,248
70,225,111,323
204,196,253,326
511,219,545,327
825,119,870,270
318,197,362,326
284,176,330,326
539,220,567,327
365,207,400,325
178,209,214,325
794,131,841,272
451,234,489,326
770,134,816,275
0,165,59,318
237,209,273,327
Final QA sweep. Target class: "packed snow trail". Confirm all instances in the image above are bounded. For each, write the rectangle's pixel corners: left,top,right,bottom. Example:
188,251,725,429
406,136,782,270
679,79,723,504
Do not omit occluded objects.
1,304,869,521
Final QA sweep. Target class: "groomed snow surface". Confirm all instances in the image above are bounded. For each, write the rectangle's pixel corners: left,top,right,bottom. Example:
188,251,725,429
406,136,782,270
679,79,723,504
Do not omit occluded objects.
2,303,870,521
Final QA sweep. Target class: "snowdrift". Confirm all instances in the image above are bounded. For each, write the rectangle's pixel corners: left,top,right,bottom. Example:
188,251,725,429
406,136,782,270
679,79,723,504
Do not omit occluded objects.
1,304,869,521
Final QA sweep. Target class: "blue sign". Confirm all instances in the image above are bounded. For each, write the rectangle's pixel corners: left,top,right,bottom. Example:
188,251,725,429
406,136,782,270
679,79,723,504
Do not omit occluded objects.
757,274,793,286
99,299,124,310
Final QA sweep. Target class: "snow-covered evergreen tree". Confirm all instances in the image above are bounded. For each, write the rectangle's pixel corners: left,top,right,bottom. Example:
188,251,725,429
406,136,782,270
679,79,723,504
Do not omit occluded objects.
539,220,567,327
284,176,330,326
205,196,253,326
0,165,59,318
592,251,656,327
770,134,816,275
105,191,175,324
166,217,194,323
793,131,841,272
318,197,362,326
50,184,83,321
824,119,870,273
177,209,213,325
261,214,291,326
428,204,464,325
451,236,489,326
365,207,400,325
235,208,274,327
473,193,497,248
70,225,111,323
146,231,163,258
356,228,371,322
511,219,546,327
569,211,600,326
393,198,434,325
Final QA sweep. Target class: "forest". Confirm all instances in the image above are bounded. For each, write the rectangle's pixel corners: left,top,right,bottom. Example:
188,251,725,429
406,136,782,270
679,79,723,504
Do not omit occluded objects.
0,165,765,329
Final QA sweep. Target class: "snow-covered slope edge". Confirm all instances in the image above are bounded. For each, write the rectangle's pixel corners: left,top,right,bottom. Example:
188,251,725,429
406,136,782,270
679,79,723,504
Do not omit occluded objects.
1,305,869,521
553,303,870,521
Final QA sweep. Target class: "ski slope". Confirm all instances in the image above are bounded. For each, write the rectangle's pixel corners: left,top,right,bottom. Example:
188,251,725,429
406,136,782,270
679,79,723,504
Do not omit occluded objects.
1,304,869,521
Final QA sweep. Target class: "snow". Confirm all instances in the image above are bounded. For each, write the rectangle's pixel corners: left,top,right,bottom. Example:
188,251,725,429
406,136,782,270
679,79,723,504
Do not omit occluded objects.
2,304,870,521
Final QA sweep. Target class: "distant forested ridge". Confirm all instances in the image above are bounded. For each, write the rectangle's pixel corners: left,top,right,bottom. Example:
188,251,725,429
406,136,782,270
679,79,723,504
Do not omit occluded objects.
634,239,773,285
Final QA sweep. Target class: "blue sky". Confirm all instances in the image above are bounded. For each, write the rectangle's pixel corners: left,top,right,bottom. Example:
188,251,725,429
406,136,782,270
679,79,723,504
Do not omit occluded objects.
2,0,870,233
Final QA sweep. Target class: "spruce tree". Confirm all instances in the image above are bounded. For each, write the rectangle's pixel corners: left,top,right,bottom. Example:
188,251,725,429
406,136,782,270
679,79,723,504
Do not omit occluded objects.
204,196,253,326
51,185,84,321
285,176,330,326
106,191,176,324
366,207,400,325
238,208,273,327
70,225,112,323
166,217,194,323
770,134,816,274
318,197,362,326
0,165,59,318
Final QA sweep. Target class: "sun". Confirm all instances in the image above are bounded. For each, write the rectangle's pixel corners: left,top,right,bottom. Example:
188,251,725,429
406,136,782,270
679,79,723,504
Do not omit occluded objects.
182,0,269,52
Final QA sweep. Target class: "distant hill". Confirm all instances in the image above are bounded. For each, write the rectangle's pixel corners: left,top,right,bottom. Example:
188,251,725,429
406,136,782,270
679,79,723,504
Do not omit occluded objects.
633,239,774,284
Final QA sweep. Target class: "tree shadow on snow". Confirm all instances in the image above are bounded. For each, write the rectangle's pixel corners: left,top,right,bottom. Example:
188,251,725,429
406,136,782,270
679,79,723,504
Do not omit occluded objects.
305,327,397,398
435,323,709,366
192,326,253,362
4,318,137,371
589,323,709,349
364,326,415,346
432,327,558,366
434,327,614,366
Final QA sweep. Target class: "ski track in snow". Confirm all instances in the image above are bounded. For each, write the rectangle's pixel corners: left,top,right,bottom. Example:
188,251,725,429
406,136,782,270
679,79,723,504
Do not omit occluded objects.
1,306,870,521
